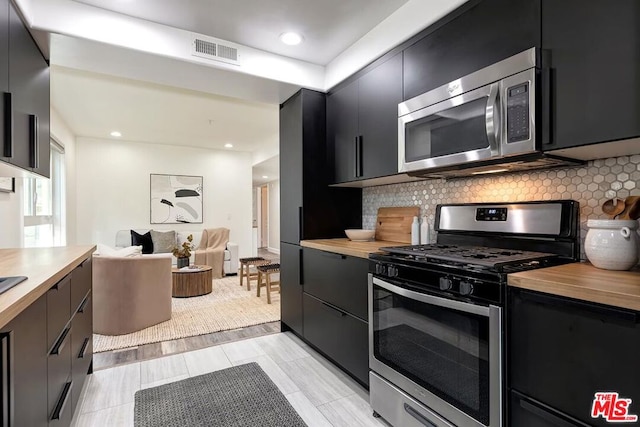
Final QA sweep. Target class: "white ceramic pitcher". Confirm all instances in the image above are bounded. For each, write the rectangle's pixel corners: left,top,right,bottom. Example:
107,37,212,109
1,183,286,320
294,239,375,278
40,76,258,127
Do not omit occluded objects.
585,220,639,270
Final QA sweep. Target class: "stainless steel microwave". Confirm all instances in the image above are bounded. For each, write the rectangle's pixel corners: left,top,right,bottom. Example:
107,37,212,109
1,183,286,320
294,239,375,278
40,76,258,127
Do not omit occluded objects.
398,48,580,178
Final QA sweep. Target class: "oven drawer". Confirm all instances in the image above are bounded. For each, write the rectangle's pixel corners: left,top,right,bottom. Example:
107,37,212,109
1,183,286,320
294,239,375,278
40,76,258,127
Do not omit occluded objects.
302,293,368,385
508,288,640,426
370,371,455,427
302,248,369,320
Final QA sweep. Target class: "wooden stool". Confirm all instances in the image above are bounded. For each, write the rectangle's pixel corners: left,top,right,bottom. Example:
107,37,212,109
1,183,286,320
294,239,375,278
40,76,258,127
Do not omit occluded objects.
238,257,270,291
256,263,280,304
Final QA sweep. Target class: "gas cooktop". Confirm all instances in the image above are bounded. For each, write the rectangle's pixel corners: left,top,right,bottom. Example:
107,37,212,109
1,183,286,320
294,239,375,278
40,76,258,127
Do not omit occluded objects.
379,244,560,270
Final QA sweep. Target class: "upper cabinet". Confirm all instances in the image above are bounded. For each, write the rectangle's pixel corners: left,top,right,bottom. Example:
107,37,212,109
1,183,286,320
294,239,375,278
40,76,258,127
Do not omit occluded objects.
1,0,50,178
328,53,403,184
403,0,541,101
0,0,8,165
280,89,362,244
540,0,640,150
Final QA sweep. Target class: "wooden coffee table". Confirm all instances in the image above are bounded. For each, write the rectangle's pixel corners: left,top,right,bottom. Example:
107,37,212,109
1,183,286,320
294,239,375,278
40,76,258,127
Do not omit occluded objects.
171,265,213,297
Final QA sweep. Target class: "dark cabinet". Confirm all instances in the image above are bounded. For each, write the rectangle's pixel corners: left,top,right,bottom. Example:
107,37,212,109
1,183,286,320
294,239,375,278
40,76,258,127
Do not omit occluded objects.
0,294,48,427
302,247,369,321
303,293,369,386
403,0,540,101
508,288,640,426
510,391,588,427
1,0,50,177
541,0,640,150
0,257,93,427
279,89,361,244
280,243,303,336
0,0,8,165
328,53,402,184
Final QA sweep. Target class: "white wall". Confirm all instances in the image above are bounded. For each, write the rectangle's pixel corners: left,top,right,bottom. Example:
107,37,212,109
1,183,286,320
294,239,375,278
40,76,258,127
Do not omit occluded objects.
268,180,280,253
75,137,253,257
0,179,23,248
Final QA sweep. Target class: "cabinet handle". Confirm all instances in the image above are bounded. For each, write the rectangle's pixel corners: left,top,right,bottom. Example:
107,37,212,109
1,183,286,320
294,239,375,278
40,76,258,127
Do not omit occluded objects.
29,114,38,169
51,274,71,291
1,332,12,427
298,248,304,285
404,403,437,427
298,206,303,241
518,396,586,427
50,327,71,356
320,251,346,260
77,294,90,314
353,136,359,178
2,93,12,158
357,135,363,177
79,337,90,359
321,302,346,318
50,381,72,421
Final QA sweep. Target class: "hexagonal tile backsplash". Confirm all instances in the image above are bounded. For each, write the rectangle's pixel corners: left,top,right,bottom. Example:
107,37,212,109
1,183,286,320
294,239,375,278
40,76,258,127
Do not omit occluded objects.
363,154,640,260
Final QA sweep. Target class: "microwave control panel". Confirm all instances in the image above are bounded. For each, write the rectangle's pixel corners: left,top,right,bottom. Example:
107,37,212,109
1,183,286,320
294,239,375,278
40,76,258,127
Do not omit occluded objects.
506,83,530,143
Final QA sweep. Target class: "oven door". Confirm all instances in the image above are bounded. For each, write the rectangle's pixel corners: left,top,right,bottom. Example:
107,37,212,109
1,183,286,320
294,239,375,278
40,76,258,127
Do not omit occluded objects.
369,275,502,427
398,82,501,174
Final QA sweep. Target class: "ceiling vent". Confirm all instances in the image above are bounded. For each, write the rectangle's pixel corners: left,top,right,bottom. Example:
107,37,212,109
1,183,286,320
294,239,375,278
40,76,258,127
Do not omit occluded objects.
191,35,241,66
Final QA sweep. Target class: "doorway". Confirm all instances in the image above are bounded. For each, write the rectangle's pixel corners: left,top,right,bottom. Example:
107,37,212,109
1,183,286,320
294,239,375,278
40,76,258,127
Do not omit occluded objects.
259,185,268,248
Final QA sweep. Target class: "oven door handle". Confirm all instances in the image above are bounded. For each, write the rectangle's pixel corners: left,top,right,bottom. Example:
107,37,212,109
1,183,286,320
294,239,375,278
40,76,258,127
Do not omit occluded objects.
372,277,491,317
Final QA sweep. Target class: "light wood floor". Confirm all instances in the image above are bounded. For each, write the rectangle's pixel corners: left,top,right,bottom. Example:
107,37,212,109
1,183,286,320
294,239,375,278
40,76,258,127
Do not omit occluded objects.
72,332,388,427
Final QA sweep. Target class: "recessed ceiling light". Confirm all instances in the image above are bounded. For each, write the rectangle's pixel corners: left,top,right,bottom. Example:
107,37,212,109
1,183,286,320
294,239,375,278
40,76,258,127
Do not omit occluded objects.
262,175,269,179
280,32,303,46
110,131,122,137
224,143,233,148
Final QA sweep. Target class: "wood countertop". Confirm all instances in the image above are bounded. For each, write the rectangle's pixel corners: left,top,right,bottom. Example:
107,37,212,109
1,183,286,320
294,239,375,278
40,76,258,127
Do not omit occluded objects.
300,238,407,259
0,246,96,329
508,262,640,311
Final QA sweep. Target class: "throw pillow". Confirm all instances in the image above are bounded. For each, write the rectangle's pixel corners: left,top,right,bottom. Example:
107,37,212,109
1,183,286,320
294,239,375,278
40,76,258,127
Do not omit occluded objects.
131,230,154,254
150,230,176,254
96,244,142,257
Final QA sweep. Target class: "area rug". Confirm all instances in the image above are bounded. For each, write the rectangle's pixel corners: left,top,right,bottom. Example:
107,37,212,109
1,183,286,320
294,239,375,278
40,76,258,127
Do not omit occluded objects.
93,275,280,352
134,362,306,427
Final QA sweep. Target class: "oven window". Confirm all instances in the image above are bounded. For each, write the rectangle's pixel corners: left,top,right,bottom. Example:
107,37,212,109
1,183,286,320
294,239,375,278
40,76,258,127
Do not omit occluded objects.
405,97,489,162
372,284,490,425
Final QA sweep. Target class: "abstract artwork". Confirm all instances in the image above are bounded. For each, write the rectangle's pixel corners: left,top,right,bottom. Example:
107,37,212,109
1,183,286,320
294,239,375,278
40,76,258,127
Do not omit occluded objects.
150,174,203,224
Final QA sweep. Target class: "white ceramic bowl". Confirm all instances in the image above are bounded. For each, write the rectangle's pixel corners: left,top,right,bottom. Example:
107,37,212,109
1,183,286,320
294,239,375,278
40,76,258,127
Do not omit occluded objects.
345,229,375,241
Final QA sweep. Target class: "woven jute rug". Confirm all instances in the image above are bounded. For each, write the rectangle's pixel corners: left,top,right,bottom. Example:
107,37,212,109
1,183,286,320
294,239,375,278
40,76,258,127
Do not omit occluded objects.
134,362,306,427
93,276,280,352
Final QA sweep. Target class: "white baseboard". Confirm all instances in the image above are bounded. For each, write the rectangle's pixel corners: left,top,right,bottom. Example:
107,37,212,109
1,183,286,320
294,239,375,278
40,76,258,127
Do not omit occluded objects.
267,247,280,255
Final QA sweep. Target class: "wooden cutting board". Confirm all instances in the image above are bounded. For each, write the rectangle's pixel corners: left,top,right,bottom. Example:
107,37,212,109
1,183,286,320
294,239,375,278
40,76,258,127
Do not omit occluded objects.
375,206,420,243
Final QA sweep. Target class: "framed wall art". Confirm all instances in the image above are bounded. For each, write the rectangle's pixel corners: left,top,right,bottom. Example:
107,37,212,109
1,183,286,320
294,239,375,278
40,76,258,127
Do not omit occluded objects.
150,174,203,224
0,177,15,193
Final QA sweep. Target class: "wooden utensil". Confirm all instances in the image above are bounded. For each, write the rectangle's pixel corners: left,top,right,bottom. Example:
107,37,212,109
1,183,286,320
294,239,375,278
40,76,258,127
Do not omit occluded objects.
375,206,420,243
619,196,640,220
602,198,625,219
627,199,640,221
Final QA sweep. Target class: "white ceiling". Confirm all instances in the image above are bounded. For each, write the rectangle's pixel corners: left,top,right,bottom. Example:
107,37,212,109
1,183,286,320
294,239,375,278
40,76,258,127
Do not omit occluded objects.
73,0,409,65
252,156,280,187
51,66,278,152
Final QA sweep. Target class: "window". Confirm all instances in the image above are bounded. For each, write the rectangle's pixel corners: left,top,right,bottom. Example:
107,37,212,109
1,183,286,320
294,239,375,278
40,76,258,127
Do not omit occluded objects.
23,140,65,247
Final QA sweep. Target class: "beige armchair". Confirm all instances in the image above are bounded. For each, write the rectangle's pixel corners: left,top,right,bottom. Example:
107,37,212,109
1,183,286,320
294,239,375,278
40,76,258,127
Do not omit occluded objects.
92,255,172,335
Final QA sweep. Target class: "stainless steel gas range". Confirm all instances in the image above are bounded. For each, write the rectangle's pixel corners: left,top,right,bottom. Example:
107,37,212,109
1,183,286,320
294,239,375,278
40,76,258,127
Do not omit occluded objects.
368,201,580,427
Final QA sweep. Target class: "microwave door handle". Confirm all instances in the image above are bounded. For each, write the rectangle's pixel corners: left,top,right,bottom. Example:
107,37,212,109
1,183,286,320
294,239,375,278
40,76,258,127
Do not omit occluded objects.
485,84,500,155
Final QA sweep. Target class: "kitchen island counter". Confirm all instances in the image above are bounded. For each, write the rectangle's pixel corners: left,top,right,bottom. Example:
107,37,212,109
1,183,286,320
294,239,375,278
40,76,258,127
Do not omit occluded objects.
300,238,407,259
508,261,640,311
0,246,96,329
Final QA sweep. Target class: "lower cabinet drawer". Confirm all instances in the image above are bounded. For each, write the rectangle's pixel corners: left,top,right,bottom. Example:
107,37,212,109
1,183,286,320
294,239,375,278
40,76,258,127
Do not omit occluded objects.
47,274,71,350
71,258,92,315
303,293,369,386
47,327,73,425
302,248,369,320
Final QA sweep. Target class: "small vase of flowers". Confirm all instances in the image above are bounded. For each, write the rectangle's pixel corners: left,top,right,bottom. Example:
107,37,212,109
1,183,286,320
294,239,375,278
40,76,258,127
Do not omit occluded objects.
173,234,194,268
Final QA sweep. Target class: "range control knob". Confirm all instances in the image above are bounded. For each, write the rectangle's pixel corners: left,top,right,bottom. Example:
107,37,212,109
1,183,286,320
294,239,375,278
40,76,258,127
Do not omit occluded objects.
439,277,453,291
388,266,398,278
460,281,475,296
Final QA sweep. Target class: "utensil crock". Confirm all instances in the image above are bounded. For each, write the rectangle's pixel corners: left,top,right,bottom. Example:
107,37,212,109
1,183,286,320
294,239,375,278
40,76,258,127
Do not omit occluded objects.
585,220,639,270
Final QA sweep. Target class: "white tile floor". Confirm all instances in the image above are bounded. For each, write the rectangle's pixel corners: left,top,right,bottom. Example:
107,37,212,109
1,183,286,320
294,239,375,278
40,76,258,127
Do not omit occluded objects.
71,332,388,427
